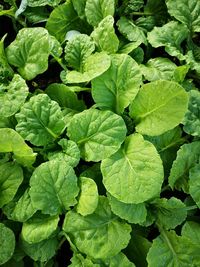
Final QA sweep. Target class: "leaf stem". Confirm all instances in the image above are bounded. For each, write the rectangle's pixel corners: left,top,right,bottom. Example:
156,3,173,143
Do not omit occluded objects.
130,12,154,16
186,205,198,211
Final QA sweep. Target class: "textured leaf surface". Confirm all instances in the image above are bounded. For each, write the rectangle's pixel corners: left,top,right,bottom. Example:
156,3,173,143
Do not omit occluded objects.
16,94,65,146
101,134,164,203
129,80,189,136
63,197,131,259
182,221,200,246
6,27,50,80
92,54,142,114
67,108,127,161
105,252,136,267
30,160,79,215
189,164,200,208
0,223,15,265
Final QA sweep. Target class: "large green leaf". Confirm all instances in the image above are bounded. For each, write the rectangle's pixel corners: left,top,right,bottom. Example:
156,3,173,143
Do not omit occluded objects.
129,80,189,136
182,221,200,246
169,141,200,192
76,177,98,216
0,128,36,166
29,159,79,215
147,21,188,60
189,163,200,208
0,223,15,265
108,193,147,224
85,0,115,27
22,214,59,243
67,108,127,161
92,54,142,114
183,90,200,137
147,230,200,267
0,74,28,117
16,94,66,146
166,0,200,32
101,134,164,203
63,52,111,83
6,27,50,80
63,196,131,259
0,162,23,208
72,0,86,19
65,34,95,71
91,15,119,54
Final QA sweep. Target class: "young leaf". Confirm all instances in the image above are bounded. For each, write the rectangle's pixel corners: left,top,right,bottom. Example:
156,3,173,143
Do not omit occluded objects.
76,177,98,216
6,27,50,80
85,0,115,27
129,80,189,136
91,15,119,54
92,54,142,114
101,134,164,204
67,108,127,161
0,162,23,208
63,196,131,259
0,223,15,265
0,74,28,117
0,128,36,166
29,159,79,215
16,94,66,146
27,0,61,7
189,163,200,208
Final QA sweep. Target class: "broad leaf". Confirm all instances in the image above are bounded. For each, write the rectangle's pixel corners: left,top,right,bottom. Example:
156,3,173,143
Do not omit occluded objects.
166,0,200,32
72,0,86,19
63,196,131,259
91,15,119,54
29,159,79,215
104,252,136,267
22,214,59,243
67,108,127,161
0,223,15,265
101,134,164,204
0,162,23,208
92,54,142,114
85,0,115,27
6,27,50,80
129,80,189,136
189,163,200,208
16,94,66,146
182,221,200,246
64,52,111,83
0,74,28,117
76,177,98,216
0,128,36,166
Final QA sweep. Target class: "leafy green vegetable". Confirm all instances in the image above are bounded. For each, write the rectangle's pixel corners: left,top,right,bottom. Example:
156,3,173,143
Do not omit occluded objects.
0,223,15,265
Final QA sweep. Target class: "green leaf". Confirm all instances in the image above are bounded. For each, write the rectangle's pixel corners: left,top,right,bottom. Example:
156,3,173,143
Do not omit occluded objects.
0,74,28,117
85,0,115,27
169,141,200,192
104,252,136,267
141,57,177,82
64,52,111,83
67,108,127,161
69,254,100,266
6,27,50,80
27,0,61,7
0,162,23,208
147,230,200,267
117,17,147,48
189,163,200,208
101,133,164,204
76,177,98,216
10,189,37,222
64,34,95,71
91,15,119,54
185,50,200,74
72,0,86,19
173,65,189,83
46,2,88,43
0,223,15,265
92,54,142,114
166,0,200,32
63,196,131,259
45,83,86,111
29,159,79,215
0,128,36,166
49,35,62,58
108,193,147,224
48,139,80,168
20,236,58,262
147,21,188,60
22,214,59,243
153,197,187,230
183,90,200,137
182,221,200,246
129,80,189,136
16,94,66,146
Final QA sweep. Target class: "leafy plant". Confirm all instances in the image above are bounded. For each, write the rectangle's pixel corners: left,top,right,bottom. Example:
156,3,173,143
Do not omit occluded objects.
1,0,200,266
